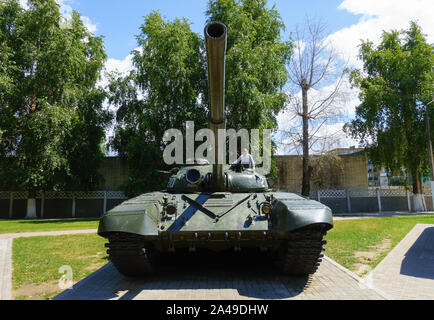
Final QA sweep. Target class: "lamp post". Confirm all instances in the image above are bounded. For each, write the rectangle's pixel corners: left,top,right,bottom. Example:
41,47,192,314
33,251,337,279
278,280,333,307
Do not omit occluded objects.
426,99,434,211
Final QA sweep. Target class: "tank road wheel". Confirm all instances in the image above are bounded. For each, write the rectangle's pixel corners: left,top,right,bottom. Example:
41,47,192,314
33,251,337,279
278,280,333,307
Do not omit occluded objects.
278,226,327,276
105,232,157,277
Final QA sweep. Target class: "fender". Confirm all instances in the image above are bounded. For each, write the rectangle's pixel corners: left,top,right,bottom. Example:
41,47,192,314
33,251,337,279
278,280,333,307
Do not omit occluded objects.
97,204,159,237
271,197,333,232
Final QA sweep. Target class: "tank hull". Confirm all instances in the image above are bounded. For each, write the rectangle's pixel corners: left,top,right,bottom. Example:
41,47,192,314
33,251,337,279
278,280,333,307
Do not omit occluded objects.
98,191,332,252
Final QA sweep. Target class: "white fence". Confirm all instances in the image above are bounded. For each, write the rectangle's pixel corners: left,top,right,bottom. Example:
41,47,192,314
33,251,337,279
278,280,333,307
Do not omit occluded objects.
278,188,433,214
1,188,432,219
0,191,128,219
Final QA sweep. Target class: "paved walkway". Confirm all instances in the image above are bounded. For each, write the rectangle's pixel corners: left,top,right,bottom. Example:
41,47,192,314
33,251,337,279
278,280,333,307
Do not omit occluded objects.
0,229,97,239
368,224,434,300
333,212,434,220
0,239,12,300
53,256,387,300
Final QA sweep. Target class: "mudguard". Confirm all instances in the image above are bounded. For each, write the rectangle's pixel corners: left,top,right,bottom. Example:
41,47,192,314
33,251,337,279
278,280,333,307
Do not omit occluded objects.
97,204,159,236
271,193,333,232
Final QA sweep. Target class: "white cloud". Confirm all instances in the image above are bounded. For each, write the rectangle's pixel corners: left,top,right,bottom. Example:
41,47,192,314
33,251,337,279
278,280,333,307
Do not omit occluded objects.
19,0,98,34
329,0,434,68
97,48,140,89
59,0,97,33
18,0,29,9
98,50,140,150
104,54,135,77
79,15,97,34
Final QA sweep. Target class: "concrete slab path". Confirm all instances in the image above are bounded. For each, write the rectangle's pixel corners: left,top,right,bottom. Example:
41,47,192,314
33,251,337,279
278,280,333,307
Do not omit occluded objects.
368,224,434,300
0,239,12,300
333,212,434,220
0,229,97,239
53,256,387,300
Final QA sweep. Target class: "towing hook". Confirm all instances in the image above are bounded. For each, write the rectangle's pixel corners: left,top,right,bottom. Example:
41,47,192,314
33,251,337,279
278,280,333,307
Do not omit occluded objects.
246,214,253,224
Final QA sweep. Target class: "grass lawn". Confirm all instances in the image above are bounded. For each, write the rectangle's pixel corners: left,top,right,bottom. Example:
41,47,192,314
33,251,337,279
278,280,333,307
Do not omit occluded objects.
325,215,434,276
0,218,99,234
12,233,108,300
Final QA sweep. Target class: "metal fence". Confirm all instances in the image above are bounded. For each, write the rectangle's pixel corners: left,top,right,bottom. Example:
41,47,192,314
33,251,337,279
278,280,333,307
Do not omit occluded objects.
0,191,128,219
0,188,432,219
278,188,433,214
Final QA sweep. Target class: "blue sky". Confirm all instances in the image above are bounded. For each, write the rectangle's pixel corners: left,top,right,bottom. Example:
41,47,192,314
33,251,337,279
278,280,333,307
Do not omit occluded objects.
65,0,361,60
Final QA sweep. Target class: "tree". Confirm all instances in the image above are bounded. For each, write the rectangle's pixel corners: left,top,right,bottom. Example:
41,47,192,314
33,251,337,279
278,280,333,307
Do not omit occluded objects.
109,11,207,196
310,154,343,189
279,16,348,197
346,21,434,210
0,0,109,214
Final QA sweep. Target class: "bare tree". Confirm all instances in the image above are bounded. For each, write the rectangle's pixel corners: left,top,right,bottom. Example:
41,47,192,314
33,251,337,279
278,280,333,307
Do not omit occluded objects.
310,154,344,189
280,16,349,196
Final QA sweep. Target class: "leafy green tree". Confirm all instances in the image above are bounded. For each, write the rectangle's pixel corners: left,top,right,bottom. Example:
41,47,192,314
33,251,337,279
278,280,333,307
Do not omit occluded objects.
346,22,433,209
109,11,207,196
0,0,110,194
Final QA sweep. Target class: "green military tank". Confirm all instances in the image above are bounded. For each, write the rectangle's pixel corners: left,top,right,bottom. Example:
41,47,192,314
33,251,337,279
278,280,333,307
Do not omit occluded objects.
98,22,333,277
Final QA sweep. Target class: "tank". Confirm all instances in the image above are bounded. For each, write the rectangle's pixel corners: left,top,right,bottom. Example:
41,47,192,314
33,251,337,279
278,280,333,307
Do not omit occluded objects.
98,22,333,276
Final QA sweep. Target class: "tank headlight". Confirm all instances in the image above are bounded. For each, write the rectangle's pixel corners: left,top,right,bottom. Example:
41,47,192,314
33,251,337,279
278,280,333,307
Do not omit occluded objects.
186,168,202,184
261,203,272,215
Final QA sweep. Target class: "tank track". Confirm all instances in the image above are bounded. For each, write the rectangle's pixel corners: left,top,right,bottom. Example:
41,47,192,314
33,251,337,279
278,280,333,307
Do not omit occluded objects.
278,225,327,276
106,226,327,277
105,232,156,277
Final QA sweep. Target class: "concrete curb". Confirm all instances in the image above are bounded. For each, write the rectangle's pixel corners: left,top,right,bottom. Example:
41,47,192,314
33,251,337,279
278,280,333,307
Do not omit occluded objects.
368,224,431,273
0,239,12,300
324,256,392,300
367,224,434,299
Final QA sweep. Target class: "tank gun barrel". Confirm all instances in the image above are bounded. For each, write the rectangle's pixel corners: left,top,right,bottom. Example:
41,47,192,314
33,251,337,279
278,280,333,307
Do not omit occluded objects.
204,21,227,191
